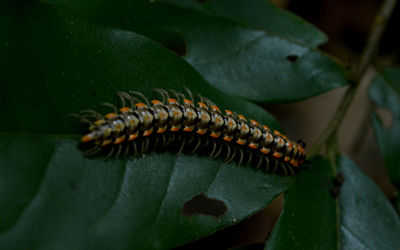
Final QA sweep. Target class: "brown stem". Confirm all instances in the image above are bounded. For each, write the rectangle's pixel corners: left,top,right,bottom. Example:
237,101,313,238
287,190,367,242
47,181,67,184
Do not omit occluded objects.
309,0,398,156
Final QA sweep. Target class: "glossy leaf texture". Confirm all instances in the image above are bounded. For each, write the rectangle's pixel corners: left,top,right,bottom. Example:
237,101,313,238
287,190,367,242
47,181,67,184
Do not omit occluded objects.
41,0,349,103
266,155,400,250
369,67,400,210
0,2,293,249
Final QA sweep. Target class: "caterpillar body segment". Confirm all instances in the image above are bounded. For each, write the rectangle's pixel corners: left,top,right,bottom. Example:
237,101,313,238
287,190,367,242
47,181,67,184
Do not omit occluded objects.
78,90,307,174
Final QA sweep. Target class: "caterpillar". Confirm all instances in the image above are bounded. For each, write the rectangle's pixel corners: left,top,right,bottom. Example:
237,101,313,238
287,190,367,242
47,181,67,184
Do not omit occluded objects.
75,89,307,175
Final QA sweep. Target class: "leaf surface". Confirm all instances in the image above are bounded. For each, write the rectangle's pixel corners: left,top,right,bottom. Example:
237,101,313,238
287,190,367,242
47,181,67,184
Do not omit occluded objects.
41,0,349,102
0,2,292,249
369,68,400,208
266,155,400,250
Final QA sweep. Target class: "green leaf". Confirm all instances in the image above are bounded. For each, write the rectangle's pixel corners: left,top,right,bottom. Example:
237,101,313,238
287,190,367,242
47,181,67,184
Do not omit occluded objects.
41,0,349,103
0,2,292,249
266,155,400,249
337,156,400,249
369,68,400,197
265,156,337,250
161,0,328,47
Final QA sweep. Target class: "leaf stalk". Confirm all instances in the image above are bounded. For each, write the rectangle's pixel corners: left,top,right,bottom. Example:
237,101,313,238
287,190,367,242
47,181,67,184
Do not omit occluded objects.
309,0,398,156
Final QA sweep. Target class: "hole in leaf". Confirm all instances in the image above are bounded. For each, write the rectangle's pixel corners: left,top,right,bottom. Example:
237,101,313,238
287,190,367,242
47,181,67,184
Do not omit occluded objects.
195,0,208,3
375,106,393,128
182,193,227,218
333,173,344,187
177,194,284,249
330,186,340,197
286,55,299,62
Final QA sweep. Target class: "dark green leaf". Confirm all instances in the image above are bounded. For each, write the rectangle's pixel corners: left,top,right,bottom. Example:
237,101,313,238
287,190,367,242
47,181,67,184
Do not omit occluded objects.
0,2,292,249
0,134,292,249
162,0,328,47
266,155,400,249
369,68,400,195
41,0,349,103
265,156,337,250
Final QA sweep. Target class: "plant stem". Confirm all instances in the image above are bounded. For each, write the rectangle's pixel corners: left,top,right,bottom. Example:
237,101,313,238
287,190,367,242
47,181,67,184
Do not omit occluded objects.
309,0,398,156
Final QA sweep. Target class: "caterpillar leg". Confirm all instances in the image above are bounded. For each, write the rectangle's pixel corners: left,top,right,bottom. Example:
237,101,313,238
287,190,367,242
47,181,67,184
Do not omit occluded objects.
227,146,237,163
152,89,165,103
169,89,185,103
224,142,231,162
123,143,130,158
129,91,150,106
272,160,278,173
101,102,118,113
238,148,244,166
189,136,201,154
131,141,138,158
255,155,263,169
141,138,150,155
165,134,172,148
153,88,170,103
69,113,93,125
105,146,115,160
296,139,307,148
246,151,253,166
80,109,103,120
184,87,194,102
117,91,139,108
166,133,175,148
209,141,217,158
140,139,146,155
84,146,101,156
153,134,165,151
115,144,123,159
177,137,186,156
159,134,167,150
153,136,159,150
281,162,288,176
265,157,270,172
286,165,295,175
186,135,195,145
116,91,127,107
211,142,223,159
197,94,216,106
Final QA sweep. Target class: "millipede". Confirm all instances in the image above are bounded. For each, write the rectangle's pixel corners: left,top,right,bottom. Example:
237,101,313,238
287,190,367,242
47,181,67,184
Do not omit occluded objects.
74,89,307,175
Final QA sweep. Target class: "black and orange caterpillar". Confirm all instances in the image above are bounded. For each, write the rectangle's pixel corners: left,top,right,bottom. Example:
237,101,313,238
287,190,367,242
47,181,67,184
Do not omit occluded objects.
76,89,307,175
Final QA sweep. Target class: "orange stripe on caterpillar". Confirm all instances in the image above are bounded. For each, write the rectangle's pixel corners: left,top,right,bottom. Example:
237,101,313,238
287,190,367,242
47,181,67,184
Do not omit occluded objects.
76,89,308,175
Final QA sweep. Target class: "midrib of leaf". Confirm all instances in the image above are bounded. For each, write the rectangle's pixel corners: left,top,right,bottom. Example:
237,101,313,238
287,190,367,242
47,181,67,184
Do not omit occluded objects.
87,160,128,228
0,143,56,236
152,156,177,226
341,225,373,250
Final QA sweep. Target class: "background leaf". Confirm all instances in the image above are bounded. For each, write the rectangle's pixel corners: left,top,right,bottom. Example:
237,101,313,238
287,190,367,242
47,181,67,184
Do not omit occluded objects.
369,67,400,210
161,0,328,47
266,155,400,250
42,0,349,103
265,156,337,250
0,2,293,249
